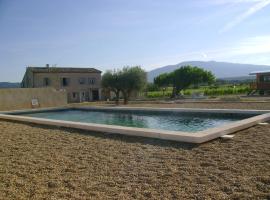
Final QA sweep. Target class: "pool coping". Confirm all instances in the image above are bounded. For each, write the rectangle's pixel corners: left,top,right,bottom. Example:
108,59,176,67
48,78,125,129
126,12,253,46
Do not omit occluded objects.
0,106,270,143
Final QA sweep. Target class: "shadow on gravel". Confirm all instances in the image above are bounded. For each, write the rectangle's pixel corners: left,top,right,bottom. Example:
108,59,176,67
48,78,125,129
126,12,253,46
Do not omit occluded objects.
1,119,198,150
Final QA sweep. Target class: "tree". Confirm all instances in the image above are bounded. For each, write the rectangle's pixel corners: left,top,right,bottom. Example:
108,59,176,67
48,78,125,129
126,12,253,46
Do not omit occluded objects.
145,83,159,92
171,66,215,97
119,66,147,104
102,70,122,105
154,73,173,96
102,66,147,105
154,66,215,98
154,73,172,88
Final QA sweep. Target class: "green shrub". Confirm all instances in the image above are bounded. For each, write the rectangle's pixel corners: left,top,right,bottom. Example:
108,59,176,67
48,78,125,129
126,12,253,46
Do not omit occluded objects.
146,91,172,98
145,84,250,98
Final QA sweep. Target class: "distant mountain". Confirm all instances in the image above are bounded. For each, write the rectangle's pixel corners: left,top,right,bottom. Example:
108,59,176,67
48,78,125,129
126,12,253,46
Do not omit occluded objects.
147,61,270,82
0,82,20,88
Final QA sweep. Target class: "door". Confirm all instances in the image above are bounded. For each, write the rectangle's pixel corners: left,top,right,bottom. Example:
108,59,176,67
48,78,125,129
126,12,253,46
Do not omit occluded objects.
80,91,86,102
92,90,99,101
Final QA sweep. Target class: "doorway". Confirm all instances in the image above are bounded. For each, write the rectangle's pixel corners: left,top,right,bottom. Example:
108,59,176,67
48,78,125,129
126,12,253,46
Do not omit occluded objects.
92,90,99,101
80,91,86,102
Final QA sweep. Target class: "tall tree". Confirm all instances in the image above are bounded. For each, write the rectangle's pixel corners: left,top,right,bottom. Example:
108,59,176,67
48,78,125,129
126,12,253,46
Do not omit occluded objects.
172,66,215,97
154,73,172,88
154,66,215,97
102,70,122,105
119,66,147,104
102,66,147,105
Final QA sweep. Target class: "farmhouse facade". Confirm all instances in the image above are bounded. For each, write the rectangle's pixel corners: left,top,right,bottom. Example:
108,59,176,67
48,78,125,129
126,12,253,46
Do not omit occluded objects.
21,65,102,103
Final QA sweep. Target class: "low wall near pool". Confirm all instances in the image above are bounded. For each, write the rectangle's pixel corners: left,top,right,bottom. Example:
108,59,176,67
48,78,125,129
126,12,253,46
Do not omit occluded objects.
0,88,67,111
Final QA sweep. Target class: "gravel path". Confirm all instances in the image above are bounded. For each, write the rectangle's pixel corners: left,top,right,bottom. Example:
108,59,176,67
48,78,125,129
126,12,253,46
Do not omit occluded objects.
0,118,270,199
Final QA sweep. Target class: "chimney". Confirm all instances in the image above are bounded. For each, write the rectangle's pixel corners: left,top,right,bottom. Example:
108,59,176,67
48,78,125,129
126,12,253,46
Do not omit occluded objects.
46,64,49,68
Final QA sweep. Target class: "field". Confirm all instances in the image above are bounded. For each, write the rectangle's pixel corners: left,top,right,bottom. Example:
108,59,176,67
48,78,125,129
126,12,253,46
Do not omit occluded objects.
0,102,270,199
146,84,251,98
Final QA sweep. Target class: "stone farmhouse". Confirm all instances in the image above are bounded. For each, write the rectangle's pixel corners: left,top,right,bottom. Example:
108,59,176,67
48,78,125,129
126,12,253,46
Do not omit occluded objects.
21,65,102,103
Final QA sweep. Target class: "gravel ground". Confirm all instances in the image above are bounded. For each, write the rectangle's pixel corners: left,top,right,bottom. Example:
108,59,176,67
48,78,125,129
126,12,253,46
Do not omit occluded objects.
1,102,270,199
0,118,270,199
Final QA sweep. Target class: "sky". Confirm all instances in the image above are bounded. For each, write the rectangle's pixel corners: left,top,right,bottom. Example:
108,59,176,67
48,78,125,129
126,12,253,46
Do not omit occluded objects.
0,0,270,82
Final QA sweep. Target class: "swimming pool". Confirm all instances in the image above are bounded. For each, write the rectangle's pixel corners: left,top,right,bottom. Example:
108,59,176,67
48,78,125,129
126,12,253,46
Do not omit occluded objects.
20,109,255,132
1,107,269,143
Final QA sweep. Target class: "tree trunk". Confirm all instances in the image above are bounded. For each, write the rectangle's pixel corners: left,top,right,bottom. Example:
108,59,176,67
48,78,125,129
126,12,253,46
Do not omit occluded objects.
115,90,120,105
171,86,176,98
123,91,129,105
175,87,181,96
171,86,182,98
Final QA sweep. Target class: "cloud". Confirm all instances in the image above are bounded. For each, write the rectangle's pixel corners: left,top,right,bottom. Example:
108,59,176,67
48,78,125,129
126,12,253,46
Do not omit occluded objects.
220,0,270,32
232,35,270,55
201,0,263,6
147,35,270,68
201,52,208,58
194,35,270,60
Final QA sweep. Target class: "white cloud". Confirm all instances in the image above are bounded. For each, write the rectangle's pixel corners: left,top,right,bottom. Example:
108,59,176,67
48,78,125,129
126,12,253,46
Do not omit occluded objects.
207,0,266,5
232,35,270,54
201,52,208,58
220,0,270,32
187,35,270,63
211,35,270,58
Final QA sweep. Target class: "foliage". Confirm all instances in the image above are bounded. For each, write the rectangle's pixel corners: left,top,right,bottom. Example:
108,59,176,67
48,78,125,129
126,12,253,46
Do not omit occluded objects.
145,84,251,98
120,66,147,104
102,66,147,104
102,70,122,104
146,90,172,98
145,82,159,92
171,66,215,97
154,73,172,88
154,65,215,97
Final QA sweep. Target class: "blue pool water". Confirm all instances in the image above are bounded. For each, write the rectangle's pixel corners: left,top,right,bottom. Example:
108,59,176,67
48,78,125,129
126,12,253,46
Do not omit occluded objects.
19,109,256,132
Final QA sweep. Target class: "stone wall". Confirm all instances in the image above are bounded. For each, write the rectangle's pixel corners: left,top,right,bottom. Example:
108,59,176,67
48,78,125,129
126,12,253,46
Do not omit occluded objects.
0,88,67,111
33,72,101,103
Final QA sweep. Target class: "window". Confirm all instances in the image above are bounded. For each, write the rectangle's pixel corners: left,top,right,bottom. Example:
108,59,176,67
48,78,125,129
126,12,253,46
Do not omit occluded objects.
259,75,270,83
260,75,264,82
61,78,69,86
264,75,270,82
78,77,86,84
43,78,50,86
88,78,96,85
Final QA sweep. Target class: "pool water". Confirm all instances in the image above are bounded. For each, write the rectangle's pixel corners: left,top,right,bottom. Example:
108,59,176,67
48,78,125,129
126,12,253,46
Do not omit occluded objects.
20,109,256,132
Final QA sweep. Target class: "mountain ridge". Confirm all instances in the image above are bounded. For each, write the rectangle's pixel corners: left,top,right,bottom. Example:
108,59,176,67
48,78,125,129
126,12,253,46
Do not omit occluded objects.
0,82,20,88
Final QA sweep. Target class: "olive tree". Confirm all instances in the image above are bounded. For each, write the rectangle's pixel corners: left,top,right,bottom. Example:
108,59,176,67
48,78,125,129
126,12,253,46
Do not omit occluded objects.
154,73,172,88
119,66,147,104
171,66,215,97
102,66,147,105
102,70,122,104
154,66,215,98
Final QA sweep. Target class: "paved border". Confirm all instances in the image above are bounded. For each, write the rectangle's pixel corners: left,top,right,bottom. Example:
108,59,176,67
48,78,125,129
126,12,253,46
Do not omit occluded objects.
0,106,270,143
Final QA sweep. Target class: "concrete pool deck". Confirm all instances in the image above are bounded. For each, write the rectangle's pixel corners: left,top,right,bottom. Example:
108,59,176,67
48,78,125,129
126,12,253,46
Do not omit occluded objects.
0,106,270,143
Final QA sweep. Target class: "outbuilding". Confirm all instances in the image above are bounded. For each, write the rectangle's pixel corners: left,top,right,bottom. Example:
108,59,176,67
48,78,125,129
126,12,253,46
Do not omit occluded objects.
249,70,270,95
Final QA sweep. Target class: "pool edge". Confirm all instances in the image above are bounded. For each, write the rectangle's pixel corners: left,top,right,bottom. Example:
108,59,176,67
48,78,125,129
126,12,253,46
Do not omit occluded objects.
1,106,270,144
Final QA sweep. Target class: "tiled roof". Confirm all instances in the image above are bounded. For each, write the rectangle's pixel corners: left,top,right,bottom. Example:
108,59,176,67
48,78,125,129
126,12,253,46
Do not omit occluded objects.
27,67,102,73
249,70,270,75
